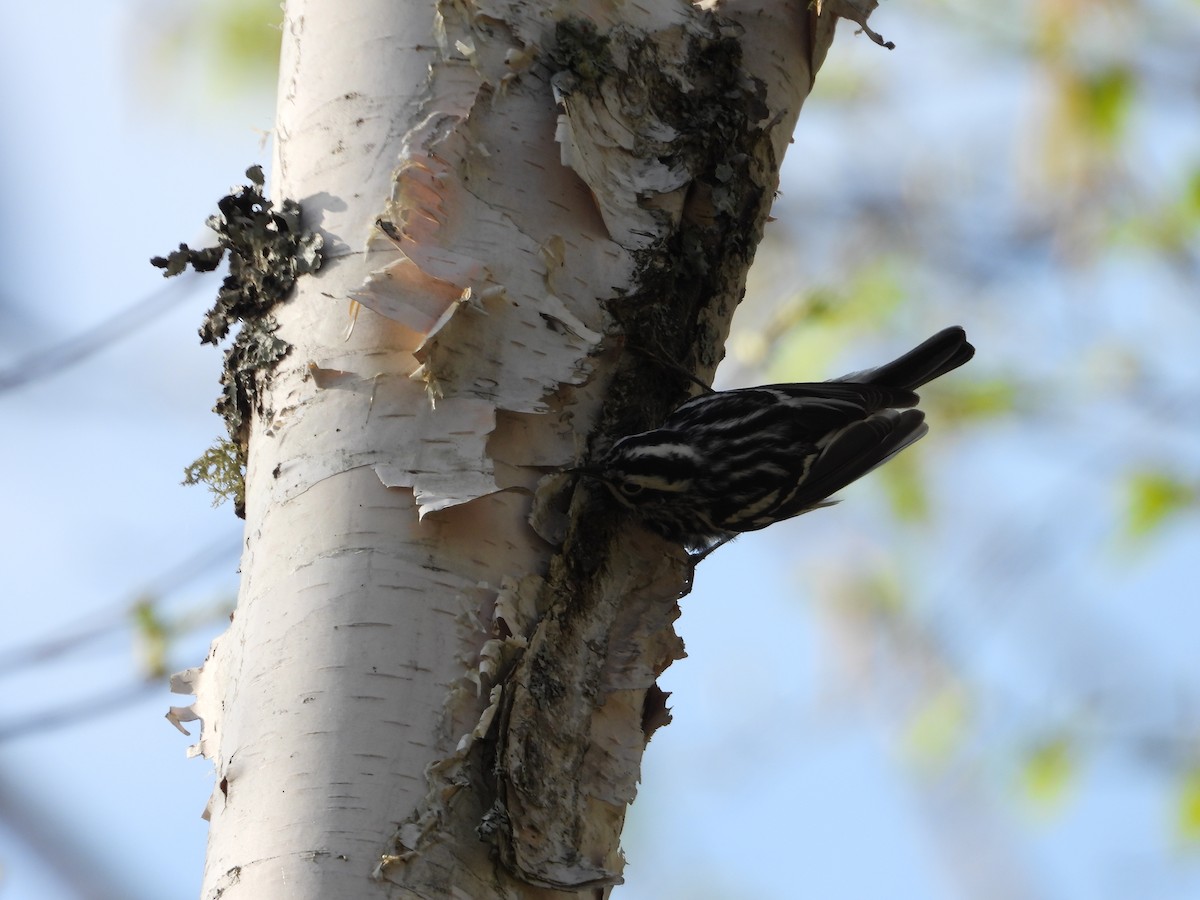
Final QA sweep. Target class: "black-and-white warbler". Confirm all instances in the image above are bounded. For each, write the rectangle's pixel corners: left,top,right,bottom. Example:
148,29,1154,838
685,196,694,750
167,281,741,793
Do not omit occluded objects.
584,326,974,551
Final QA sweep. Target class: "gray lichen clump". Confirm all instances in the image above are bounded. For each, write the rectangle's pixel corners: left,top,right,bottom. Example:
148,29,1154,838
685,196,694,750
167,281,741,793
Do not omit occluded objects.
152,165,323,516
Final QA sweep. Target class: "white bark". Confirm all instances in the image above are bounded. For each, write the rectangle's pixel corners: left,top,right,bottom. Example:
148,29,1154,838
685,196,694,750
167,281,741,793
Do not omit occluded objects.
167,0,875,897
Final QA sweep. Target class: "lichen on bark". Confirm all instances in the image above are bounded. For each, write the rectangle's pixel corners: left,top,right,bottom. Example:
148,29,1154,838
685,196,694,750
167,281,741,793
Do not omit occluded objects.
152,164,323,516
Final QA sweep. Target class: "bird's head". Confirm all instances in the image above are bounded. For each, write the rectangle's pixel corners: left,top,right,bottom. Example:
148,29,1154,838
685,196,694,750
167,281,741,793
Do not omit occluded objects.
575,433,701,511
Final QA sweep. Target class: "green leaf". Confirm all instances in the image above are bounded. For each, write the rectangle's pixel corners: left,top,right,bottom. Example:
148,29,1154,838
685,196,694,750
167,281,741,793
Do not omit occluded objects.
1021,737,1074,814
1076,66,1134,143
1113,163,1200,252
1185,166,1200,217
904,684,969,765
838,263,907,326
765,262,908,382
879,450,929,522
209,0,283,79
944,378,1018,420
1176,767,1200,843
132,597,169,679
1125,471,1195,540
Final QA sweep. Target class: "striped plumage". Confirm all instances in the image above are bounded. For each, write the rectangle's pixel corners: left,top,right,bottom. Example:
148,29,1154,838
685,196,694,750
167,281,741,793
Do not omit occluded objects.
590,326,975,551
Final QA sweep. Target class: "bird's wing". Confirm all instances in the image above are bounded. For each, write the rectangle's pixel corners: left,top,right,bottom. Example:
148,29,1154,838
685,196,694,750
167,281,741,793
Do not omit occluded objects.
769,409,929,521
667,383,919,436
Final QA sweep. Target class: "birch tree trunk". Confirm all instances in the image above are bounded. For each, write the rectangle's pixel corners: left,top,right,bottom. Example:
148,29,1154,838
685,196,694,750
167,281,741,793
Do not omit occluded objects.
168,0,883,897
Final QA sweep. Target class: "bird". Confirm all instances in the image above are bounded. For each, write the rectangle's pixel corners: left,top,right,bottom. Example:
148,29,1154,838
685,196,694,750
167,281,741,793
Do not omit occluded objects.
581,326,975,553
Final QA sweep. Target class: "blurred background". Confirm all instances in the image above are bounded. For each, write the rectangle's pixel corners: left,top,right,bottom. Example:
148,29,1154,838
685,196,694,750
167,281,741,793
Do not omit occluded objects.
1,1,1198,898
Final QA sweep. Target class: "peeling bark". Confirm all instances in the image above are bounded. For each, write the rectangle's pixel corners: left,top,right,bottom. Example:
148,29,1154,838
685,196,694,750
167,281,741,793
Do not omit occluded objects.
168,0,880,897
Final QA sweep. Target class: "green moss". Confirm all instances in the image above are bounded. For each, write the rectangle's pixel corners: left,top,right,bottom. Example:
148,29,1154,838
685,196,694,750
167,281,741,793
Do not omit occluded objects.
182,438,247,513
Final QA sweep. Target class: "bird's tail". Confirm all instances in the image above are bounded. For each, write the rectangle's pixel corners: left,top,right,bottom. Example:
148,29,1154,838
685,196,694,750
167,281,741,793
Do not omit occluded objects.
844,326,975,392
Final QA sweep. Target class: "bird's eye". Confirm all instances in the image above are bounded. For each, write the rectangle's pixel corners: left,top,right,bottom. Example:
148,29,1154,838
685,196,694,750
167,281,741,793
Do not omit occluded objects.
620,481,644,496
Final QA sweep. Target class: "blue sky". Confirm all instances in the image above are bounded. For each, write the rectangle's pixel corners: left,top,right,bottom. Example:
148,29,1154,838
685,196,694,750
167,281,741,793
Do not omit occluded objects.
2,3,1199,900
